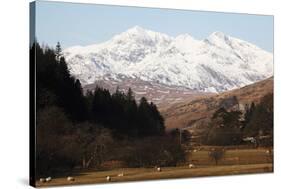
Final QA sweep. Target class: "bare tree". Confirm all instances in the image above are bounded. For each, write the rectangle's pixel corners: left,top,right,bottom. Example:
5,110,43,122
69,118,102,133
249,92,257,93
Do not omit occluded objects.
209,148,225,165
74,122,113,169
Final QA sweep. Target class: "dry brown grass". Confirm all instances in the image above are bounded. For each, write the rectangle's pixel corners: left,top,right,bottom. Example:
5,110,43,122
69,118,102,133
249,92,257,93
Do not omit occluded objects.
36,148,273,187
162,77,273,130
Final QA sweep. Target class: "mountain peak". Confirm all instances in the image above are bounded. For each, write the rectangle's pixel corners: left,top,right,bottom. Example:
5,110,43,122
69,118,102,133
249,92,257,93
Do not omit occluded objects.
176,33,193,40
205,31,232,46
207,31,232,43
209,31,227,39
64,28,273,93
126,25,147,34
175,34,197,44
117,26,172,46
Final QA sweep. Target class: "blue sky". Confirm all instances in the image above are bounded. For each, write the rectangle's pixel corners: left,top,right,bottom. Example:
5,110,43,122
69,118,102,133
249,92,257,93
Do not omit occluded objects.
35,1,274,52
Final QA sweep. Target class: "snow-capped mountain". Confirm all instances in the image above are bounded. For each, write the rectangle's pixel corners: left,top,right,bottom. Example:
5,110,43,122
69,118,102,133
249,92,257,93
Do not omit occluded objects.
63,26,273,93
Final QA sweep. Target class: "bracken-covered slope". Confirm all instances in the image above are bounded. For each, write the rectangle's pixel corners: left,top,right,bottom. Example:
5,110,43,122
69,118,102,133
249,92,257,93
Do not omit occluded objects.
84,77,212,107
63,26,273,93
161,77,273,130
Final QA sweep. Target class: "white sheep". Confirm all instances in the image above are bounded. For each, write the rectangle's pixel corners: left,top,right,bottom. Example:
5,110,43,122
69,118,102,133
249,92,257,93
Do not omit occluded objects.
39,178,46,183
45,177,52,182
67,176,75,182
157,167,162,172
106,176,111,182
193,149,197,153
117,172,124,177
266,150,270,154
189,164,195,168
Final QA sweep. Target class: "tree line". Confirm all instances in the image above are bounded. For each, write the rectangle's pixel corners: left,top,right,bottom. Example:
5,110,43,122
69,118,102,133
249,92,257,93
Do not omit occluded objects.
35,42,164,137
204,94,273,146
88,87,165,137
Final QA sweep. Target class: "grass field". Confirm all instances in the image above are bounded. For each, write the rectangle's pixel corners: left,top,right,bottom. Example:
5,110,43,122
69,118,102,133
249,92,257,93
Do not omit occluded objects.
189,147,273,165
36,147,273,187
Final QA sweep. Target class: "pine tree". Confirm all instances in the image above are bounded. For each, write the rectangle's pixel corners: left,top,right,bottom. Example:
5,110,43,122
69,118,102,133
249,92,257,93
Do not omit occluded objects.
126,88,134,102
243,102,256,130
55,42,62,61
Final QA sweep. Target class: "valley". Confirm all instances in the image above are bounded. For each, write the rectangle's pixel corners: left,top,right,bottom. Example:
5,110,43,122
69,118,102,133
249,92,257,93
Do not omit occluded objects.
32,4,274,187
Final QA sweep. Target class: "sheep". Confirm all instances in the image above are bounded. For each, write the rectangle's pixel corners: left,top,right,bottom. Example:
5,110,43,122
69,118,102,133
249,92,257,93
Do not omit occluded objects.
157,167,162,172
106,176,111,182
45,177,52,182
117,172,124,177
193,149,197,153
67,176,75,182
266,150,270,154
39,178,46,183
189,164,195,168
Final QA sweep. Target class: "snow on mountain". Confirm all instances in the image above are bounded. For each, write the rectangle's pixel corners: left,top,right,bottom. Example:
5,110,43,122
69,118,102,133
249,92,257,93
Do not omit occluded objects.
63,26,273,93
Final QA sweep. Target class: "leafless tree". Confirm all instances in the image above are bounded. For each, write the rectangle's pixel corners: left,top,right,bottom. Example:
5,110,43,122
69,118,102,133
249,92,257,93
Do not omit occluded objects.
209,148,225,165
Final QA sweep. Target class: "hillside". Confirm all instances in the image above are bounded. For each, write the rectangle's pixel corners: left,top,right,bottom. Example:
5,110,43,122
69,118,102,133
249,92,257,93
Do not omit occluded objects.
84,78,212,106
161,77,273,130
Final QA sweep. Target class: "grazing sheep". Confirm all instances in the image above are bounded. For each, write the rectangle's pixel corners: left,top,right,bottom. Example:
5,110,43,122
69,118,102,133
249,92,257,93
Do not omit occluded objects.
189,164,195,168
45,177,52,182
266,150,270,154
106,176,111,182
193,149,197,153
117,172,124,177
157,167,162,172
67,176,75,182
39,178,46,183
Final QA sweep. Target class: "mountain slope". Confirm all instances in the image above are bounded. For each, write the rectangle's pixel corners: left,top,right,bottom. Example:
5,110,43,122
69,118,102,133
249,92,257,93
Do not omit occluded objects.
84,77,212,107
63,26,273,93
161,77,273,130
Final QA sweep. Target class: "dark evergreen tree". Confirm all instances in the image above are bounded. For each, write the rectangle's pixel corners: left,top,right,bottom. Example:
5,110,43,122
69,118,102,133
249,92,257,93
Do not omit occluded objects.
205,107,242,145
91,86,112,126
124,88,138,135
242,102,256,130
55,42,62,61
149,102,165,135
244,93,273,137
90,87,165,137
35,42,88,122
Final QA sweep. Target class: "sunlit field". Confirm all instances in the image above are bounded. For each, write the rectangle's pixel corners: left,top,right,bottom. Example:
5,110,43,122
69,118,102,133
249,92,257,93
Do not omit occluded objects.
36,147,273,187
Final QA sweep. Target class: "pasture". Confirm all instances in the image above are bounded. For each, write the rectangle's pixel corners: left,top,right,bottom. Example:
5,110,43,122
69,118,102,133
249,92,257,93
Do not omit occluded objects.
36,147,273,187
